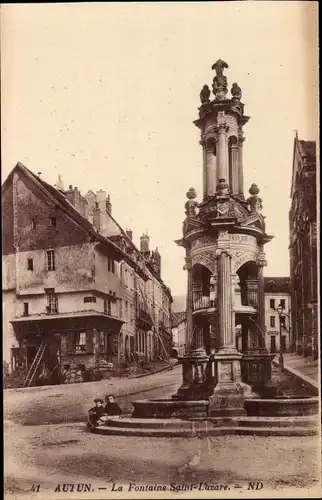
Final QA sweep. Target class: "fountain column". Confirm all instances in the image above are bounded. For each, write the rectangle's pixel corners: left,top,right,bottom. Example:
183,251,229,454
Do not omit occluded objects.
238,134,245,197
208,247,245,416
217,123,229,183
205,139,217,197
231,142,239,195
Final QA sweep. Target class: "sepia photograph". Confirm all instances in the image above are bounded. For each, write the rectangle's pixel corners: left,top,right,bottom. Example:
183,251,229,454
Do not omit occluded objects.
1,2,320,499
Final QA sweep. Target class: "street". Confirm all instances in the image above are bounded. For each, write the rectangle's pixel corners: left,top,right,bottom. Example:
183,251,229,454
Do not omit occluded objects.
4,365,320,499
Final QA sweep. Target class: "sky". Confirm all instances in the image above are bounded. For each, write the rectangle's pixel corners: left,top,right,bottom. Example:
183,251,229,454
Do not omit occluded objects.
1,2,318,299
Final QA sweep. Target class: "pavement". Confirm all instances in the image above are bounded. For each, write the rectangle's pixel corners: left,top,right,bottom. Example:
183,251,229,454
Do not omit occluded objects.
273,353,319,393
4,364,183,426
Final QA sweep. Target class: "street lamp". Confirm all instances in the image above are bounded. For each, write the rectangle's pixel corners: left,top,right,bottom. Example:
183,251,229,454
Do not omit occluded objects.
276,303,285,372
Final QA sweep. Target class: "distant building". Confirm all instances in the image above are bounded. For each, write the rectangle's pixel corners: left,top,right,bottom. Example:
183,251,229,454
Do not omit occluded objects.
171,311,186,357
2,163,172,383
289,135,317,358
264,277,291,354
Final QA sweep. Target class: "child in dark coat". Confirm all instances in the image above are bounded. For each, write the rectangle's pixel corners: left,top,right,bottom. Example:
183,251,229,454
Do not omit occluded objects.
104,394,122,417
87,398,105,428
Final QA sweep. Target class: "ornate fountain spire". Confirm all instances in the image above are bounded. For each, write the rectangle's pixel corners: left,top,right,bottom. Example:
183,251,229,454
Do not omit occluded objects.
211,59,229,100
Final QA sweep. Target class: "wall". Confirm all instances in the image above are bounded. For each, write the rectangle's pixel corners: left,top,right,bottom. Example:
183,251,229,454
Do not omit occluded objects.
2,181,14,255
13,292,112,318
13,172,90,252
119,262,135,364
94,246,120,296
2,254,16,290
14,243,95,294
3,291,19,367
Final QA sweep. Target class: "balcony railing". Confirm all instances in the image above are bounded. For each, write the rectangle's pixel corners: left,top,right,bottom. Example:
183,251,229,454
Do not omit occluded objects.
192,290,211,312
136,307,153,330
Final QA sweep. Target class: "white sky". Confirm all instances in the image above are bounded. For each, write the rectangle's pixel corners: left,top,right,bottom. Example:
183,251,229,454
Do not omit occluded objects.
1,2,318,298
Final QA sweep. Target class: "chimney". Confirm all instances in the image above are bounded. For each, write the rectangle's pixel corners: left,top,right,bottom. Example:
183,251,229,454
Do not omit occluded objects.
126,229,133,240
96,189,106,209
65,185,88,217
55,175,64,191
106,194,112,214
140,233,150,253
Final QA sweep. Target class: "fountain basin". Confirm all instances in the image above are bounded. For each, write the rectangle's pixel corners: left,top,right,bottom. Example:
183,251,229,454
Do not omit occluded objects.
91,415,319,437
132,399,208,419
131,396,319,419
244,397,319,417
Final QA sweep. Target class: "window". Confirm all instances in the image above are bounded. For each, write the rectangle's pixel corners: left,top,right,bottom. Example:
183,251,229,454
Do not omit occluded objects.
104,298,111,316
31,219,37,230
270,316,276,328
84,296,96,303
23,303,29,316
125,301,128,319
270,299,275,309
50,216,57,227
280,299,286,309
27,258,34,271
75,332,87,353
111,259,115,274
46,250,56,271
47,292,58,314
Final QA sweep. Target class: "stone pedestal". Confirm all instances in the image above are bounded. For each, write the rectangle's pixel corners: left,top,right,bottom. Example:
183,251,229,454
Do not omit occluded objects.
208,349,245,416
173,351,209,401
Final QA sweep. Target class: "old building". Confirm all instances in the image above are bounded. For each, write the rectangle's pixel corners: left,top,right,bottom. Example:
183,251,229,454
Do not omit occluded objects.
289,134,317,359
2,162,172,383
264,277,291,354
171,311,187,357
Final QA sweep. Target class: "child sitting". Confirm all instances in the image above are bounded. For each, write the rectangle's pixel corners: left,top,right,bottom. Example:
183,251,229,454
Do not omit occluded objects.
104,394,122,417
87,398,105,428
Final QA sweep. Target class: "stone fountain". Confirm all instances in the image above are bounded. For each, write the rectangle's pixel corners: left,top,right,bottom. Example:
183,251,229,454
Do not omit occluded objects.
92,60,318,437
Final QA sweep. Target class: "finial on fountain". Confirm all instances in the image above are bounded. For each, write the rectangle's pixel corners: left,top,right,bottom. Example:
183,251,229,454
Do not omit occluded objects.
247,184,263,213
185,188,199,217
199,85,211,105
231,82,242,100
216,178,230,196
211,59,229,100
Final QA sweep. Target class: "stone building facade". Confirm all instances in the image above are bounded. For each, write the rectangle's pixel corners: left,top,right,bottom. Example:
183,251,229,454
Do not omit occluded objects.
171,311,187,357
263,277,291,354
2,163,172,383
289,135,317,358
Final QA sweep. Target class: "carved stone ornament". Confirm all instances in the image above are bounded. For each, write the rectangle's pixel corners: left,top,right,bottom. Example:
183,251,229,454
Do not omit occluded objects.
247,184,263,214
216,178,230,196
200,84,211,104
216,200,229,216
183,260,192,271
217,122,229,134
232,250,258,273
211,59,229,100
231,82,242,100
185,187,199,217
257,252,268,267
192,250,217,274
